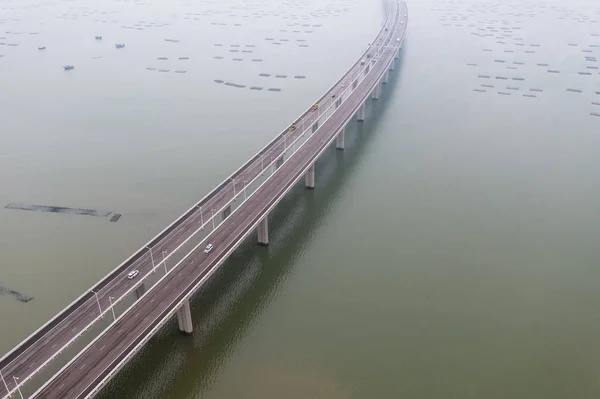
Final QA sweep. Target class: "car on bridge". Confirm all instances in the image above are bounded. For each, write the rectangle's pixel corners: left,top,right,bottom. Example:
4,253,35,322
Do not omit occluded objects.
127,270,139,279
204,244,214,254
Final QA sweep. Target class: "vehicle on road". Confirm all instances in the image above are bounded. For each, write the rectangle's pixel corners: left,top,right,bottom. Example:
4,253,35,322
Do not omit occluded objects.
127,270,139,279
311,104,318,112
204,244,214,253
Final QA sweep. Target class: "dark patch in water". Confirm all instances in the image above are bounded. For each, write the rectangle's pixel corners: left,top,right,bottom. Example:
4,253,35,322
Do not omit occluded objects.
268,88,282,92
214,79,224,83
0,285,34,303
567,88,582,93
109,213,121,222
252,59,263,62
175,70,187,73
225,82,245,88
530,88,543,92
250,87,263,90
275,74,287,78
6,203,113,217
523,94,537,98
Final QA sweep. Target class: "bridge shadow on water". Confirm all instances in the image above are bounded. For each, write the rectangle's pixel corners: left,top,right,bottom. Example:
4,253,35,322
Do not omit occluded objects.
98,62,405,399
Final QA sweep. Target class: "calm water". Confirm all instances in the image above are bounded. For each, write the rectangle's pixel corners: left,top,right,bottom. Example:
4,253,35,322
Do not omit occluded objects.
2,0,600,397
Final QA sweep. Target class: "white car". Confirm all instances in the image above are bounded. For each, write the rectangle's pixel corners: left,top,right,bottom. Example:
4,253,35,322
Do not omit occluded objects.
127,270,139,279
204,244,214,254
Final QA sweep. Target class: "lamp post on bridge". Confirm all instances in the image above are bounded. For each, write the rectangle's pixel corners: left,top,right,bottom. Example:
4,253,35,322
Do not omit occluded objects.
211,209,216,229
243,181,248,200
233,178,237,200
200,206,204,230
0,371,9,397
146,246,156,273
108,296,116,321
91,290,103,317
13,376,23,399
161,251,168,274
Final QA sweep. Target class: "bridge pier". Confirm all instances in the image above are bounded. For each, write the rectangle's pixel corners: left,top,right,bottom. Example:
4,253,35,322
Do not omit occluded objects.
395,48,400,59
135,283,146,299
383,71,389,84
372,84,380,100
336,127,345,150
177,299,193,335
357,103,366,122
305,163,315,189
389,59,395,71
257,217,269,246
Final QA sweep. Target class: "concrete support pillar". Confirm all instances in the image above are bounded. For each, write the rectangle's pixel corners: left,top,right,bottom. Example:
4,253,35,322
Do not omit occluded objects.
257,217,269,246
305,163,315,189
395,48,400,59
336,127,345,150
357,102,366,122
371,83,380,100
135,283,146,299
389,59,395,71
177,299,193,335
383,71,389,84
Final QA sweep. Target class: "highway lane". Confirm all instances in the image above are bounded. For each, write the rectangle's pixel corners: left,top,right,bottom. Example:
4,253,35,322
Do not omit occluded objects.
32,3,406,398
1,3,402,398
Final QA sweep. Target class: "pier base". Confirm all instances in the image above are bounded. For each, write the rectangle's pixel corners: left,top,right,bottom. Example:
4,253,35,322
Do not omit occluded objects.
357,103,366,122
336,127,345,150
257,217,269,246
305,163,315,189
177,300,193,335
372,84,380,100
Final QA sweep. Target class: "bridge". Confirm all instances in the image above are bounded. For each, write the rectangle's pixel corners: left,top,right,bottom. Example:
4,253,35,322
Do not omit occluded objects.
1,1,408,398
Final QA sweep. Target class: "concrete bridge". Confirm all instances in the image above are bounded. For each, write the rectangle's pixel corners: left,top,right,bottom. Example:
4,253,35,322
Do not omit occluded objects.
0,1,408,397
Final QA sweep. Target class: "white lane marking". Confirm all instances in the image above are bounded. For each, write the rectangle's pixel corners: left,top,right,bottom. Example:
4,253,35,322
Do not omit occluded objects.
52,344,57,349
150,298,155,303
59,384,64,390
99,345,105,351
117,329,123,334
79,364,85,370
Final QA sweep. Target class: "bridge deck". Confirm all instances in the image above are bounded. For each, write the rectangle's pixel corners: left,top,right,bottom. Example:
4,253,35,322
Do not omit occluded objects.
1,1,407,398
